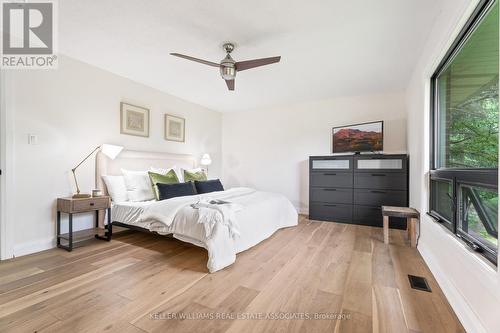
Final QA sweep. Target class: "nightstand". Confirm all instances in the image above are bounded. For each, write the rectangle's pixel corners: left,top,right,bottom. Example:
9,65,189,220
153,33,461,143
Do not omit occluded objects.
56,196,112,251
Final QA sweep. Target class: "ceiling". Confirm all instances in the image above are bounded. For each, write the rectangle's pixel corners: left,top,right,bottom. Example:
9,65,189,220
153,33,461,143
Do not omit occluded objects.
59,0,443,112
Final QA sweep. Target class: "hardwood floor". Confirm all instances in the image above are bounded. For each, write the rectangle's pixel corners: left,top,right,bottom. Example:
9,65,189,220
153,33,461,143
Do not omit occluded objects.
0,216,465,333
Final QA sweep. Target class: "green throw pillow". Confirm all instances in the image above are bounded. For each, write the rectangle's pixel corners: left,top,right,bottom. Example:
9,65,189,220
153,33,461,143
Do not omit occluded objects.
183,169,207,182
148,170,179,200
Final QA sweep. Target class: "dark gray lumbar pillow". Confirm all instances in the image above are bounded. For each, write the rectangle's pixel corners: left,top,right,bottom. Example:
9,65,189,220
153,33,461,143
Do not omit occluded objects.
194,179,224,194
157,181,196,200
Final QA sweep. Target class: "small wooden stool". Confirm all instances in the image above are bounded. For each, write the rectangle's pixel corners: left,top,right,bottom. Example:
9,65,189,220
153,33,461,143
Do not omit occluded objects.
381,206,420,247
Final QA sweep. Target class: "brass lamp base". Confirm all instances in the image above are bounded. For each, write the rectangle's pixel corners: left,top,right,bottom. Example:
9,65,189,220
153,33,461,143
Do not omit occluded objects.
72,193,92,199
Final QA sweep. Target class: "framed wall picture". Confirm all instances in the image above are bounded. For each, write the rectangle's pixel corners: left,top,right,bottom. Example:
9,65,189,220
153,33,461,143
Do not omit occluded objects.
165,114,185,142
120,102,150,137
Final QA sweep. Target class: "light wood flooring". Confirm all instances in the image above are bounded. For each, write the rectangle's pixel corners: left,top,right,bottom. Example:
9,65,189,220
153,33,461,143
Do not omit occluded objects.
0,216,465,333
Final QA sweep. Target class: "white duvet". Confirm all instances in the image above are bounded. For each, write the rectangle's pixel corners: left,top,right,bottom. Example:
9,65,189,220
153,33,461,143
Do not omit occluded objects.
137,187,298,273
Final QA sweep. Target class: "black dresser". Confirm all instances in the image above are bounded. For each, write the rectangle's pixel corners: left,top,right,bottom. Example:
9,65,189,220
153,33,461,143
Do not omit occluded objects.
309,154,408,229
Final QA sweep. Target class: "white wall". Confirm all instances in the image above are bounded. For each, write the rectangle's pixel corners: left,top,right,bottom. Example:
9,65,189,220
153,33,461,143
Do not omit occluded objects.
406,0,500,332
4,55,222,257
222,93,407,213
0,66,15,260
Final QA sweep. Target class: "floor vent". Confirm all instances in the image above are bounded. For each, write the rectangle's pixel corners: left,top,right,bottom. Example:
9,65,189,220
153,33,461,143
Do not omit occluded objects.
408,275,432,292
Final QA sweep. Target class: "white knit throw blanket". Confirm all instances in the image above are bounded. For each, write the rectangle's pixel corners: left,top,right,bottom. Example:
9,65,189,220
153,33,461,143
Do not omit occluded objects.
192,198,243,239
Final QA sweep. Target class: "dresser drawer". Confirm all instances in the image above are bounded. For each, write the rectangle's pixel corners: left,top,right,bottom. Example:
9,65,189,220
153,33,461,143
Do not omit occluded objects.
353,205,383,227
310,188,352,204
72,198,109,212
354,155,407,173
310,172,353,188
353,205,406,229
354,189,407,207
354,173,407,190
309,203,352,222
310,156,353,171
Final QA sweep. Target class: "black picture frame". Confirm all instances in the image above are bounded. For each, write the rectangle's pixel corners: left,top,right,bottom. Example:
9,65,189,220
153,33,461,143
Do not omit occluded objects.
332,120,384,154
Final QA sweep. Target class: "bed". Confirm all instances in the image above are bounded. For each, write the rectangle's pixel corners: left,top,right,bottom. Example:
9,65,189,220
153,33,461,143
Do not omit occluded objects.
95,149,298,272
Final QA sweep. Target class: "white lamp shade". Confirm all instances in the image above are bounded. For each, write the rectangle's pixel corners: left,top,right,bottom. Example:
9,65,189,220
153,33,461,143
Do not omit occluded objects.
101,144,123,160
200,153,212,166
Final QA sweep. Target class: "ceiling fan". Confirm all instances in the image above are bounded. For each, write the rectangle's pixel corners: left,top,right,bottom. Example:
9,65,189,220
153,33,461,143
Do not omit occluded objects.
170,43,281,91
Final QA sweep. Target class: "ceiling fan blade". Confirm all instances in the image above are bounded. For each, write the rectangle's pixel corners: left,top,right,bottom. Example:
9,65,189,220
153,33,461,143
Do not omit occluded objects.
170,53,220,67
235,56,281,71
225,79,235,91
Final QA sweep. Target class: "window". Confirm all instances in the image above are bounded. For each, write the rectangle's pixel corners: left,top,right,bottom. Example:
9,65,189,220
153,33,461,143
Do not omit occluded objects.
458,184,498,253
430,178,454,229
430,0,499,264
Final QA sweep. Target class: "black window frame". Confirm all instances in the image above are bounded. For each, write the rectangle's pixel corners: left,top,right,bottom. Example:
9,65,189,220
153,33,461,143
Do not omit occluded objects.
429,177,454,230
429,0,499,265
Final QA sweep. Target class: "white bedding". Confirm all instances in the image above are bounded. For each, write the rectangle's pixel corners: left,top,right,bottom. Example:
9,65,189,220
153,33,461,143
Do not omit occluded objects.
112,200,156,225
111,187,298,272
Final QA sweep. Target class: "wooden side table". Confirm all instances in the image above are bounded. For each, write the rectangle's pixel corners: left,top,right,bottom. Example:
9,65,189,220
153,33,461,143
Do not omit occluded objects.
56,196,112,251
381,206,420,247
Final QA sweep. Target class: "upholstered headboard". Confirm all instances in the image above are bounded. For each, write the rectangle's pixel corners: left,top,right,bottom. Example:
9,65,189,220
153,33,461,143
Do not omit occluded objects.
95,149,196,194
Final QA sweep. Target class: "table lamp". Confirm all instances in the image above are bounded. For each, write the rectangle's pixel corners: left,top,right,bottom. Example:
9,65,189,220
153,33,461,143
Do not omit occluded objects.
200,153,212,176
72,144,123,198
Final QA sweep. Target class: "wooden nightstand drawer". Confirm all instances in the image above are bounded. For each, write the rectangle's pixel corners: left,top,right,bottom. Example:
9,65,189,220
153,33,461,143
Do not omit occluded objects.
72,198,109,212
57,197,110,213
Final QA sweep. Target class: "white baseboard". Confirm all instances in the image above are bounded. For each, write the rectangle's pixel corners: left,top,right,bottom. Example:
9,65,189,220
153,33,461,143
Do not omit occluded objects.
13,237,55,257
418,242,488,333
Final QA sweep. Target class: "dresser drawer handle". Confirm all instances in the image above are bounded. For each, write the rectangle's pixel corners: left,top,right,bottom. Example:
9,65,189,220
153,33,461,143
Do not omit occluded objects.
371,173,386,176
370,190,386,194
323,188,337,191
89,203,95,206
324,173,337,176
323,204,337,207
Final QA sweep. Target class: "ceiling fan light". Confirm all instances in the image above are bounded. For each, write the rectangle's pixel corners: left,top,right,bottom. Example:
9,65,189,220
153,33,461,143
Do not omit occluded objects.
220,66,236,80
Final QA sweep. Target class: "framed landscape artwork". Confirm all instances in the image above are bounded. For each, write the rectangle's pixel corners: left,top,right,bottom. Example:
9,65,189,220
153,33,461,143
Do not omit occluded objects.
120,102,150,137
165,114,185,142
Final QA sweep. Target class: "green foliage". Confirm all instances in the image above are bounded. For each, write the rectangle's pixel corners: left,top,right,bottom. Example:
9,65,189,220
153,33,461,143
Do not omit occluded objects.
447,83,499,168
464,186,498,247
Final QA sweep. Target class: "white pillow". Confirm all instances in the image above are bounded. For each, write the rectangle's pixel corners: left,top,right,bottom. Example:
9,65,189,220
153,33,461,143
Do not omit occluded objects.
102,175,129,202
121,169,155,202
149,166,183,182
